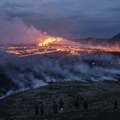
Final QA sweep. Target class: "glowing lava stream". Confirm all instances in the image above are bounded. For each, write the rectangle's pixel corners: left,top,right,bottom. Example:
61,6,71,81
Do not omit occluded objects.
37,36,120,52
2,36,120,57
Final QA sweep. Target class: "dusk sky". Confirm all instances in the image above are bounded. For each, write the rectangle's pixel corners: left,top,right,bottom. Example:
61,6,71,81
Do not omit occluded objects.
0,0,120,39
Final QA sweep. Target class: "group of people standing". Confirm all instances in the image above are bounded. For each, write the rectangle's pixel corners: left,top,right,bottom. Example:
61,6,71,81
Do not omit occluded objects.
34,98,118,116
52,98,64,113
35,100,45,116
34,98,64,116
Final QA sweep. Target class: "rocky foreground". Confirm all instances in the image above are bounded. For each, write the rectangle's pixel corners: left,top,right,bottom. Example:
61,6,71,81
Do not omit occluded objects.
0,81,120,120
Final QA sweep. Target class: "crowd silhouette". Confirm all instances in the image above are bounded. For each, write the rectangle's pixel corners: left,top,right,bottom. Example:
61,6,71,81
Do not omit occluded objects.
34,97,119,117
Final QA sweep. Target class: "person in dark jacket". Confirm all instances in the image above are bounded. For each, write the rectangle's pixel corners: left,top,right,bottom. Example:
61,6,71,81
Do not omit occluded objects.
34,104,39,116
83,100,88,110
114,99,118,109
40,100,45,115
59,98,64,112
73,98,79,109
59,98,64,108
52,101,58,113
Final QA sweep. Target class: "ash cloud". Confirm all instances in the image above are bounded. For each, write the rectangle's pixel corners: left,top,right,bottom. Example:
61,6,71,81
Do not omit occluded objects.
1,0,120,38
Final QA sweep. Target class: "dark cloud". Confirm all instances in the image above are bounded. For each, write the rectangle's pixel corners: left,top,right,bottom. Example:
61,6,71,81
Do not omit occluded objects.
2,2,32,9
0,0,120,38
106,7,120,12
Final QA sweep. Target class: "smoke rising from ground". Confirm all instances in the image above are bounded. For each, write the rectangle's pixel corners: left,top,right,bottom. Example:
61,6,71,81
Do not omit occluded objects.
0,50,120,98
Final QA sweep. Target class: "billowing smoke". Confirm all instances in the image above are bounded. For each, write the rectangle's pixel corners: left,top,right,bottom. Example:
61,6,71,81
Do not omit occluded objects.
0,50,120,98
0,8,46,44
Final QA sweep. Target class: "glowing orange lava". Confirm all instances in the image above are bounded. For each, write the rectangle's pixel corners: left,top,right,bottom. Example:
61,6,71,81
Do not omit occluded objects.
37,36,63,46
1,35,119,57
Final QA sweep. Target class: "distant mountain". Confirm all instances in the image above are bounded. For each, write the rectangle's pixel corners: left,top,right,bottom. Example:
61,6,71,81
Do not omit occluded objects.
72,38,110,46
72,32,120,46
112,33,120,40
109,33,120,45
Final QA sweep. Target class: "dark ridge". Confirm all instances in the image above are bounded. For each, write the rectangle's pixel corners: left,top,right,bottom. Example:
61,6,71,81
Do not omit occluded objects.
112,33,120,40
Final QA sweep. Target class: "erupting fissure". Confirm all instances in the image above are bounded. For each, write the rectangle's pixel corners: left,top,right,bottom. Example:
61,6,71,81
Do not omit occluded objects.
1,34,120,57
37,36,63,46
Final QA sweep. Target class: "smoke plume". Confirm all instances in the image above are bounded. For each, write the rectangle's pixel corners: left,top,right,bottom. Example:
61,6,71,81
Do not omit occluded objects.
0,8,46,44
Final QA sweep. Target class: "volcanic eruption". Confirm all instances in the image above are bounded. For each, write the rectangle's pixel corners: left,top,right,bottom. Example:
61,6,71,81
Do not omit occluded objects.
0,7,120,99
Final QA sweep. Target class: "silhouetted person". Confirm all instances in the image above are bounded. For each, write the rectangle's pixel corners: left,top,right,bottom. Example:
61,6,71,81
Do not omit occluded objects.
59,98,64,112
83,100,88,110
40,100,45,115
52,101,58,113
73,98,79,109
34,104,39,116
114,99,118,109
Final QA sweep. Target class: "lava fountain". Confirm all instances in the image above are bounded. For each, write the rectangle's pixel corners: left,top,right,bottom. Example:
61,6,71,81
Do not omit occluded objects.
37,36,63,46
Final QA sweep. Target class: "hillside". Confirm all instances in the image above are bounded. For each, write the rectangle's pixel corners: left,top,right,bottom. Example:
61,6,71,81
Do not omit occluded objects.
0,81,120,120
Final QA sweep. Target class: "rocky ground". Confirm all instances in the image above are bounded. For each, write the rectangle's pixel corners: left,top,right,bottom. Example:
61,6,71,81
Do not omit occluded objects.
0,81,120,120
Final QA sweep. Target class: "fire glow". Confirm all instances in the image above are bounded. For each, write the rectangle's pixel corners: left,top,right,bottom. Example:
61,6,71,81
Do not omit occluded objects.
1,35,120,57
37,36,63,46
